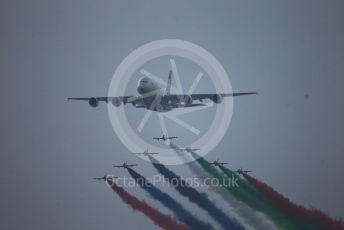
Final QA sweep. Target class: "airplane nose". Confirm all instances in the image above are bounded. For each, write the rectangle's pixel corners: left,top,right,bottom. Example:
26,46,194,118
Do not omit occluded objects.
137,77,150,94
137,84,145,94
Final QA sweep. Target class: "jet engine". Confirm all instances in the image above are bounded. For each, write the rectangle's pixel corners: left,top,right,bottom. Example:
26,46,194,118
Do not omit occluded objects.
211,94,223,104
88,97,99,107
111,97,122,107
180,95,192,105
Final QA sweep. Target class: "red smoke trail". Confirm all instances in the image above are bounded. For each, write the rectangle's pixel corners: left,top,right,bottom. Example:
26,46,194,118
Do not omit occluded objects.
110,182,190,230
242,173,344,230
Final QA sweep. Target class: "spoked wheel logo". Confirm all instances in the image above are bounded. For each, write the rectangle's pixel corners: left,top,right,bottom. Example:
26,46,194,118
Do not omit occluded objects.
108,39,233,165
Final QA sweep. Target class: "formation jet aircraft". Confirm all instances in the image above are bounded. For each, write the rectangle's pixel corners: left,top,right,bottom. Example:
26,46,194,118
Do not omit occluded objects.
135,149,159,156
152,134,177,141
236,168,252,174
210,159,229,166
113,162,138,169
93,175,118,181
68,70,257,112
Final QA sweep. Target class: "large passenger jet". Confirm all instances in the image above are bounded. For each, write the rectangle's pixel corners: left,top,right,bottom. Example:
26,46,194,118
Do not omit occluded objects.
68,70,257,112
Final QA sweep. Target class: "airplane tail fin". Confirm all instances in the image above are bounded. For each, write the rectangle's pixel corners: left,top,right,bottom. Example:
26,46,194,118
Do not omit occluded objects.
165,70,172,95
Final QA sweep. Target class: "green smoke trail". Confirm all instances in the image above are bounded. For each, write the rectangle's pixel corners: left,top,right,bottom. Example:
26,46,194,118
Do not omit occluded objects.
191,152,316,230
219,165,318,230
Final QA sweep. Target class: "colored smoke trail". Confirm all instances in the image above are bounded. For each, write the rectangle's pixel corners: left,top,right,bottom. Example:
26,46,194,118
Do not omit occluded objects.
191,152,316,230
242,173,344,230
127,168,213,230
169,142,277,230
148,155,244,230
109,181,190,230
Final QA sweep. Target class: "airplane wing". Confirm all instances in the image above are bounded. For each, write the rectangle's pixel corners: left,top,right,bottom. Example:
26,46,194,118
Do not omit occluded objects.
152,137,162,140
189,148,200,151
174,103,206,108
190,92,257,101
163,92,257,105
68,96,145,107
127,164,137,167
149,152,159,155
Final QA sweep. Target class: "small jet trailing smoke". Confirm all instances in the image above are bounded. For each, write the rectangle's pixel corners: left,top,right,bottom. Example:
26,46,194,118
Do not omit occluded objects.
236,168,252,175
134,149,158,156
127,168,213,230
109,181,190,230
93,175,117,181
242,173,344,230
153,134,177,141
210,159,229,167
113,162,137,169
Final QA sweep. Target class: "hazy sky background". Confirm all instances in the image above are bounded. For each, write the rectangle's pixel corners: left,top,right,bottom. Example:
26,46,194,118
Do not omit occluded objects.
1,0,343,229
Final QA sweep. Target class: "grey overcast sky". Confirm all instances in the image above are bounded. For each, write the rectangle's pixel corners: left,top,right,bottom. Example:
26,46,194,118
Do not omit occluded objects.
1,0,343,229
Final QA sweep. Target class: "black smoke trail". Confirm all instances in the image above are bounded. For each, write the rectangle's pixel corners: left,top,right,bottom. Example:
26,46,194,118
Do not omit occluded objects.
148,155,244,230
127,168,213,230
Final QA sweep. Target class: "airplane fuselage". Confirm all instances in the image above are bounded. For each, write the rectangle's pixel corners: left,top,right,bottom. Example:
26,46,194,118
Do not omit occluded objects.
137,77,190,112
